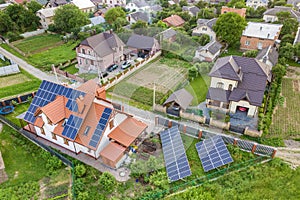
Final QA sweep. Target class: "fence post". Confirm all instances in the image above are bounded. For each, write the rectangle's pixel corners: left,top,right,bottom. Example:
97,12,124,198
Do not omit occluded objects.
168,120,172,128
183,125,186,134
1,101,5,106
17,96,22,103
233,138,238,146
271,149,277,158
198,129,202,139
251,143,257,154
31,92,35,98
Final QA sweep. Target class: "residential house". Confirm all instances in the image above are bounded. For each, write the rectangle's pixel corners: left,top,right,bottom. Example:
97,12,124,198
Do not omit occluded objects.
158,28,177,42
127,11,150,24
89,16,105,26
255,45,279,67
163,88,193,116
150,4,163,15
12,0,29,4
206,0,229,4
287,0,300,11
182,6,200,17
263,6,300,22
45,0,68,8
71,0,95,13
246,0,268,9
23,80,148,168
221,6,246,18
192,18,217,41
163,15,185,27
76,31,125,73
126,34,160,57
240,22,282,50
126,0,150,12
194,40,222,62
36,7,58,29
206,56,272,117
91,0,126,8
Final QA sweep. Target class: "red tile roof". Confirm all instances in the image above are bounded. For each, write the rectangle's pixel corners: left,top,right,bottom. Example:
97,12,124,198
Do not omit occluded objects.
34,116,44,128
108,117,147,147
40,96,69,124
100,142,126,162
163,15,185,27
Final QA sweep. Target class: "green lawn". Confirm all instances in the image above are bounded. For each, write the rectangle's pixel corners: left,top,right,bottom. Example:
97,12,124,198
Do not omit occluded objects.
220,47,244,57
0,58,10,67
287,59,300,67
5,101,30,126
12,34,62,54
0,68,41,99
185,75,211,106
63,63,79,74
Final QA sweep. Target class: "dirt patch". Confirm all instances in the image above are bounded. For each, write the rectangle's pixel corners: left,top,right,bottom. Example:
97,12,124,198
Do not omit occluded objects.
276,140,300,169
0,73,31,88
285,66,300,79
126,60,187,93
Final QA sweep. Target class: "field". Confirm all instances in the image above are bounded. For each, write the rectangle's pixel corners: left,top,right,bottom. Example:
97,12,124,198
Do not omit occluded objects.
109,58,190,107
269,77,300,138
0,68,41,99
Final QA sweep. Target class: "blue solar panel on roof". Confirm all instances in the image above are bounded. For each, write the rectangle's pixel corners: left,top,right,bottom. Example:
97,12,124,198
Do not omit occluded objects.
196,135,233,172
160,126,191,182
61,114,83,140
88,107,112,148
24,80,87,124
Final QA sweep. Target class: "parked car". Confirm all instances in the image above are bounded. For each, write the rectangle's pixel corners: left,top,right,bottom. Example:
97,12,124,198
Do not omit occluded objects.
107,64,118,72
99,71,108,78
121,60,132,69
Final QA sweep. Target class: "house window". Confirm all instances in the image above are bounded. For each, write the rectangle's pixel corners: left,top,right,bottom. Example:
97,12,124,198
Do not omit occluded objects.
82,49,85,54
85,59,88,64
202,27,207,31
63,138,69,145
216,82,224,89
40,127,45,135
245,40,250,46
88,50,90,55
79,59,82,65
91,60,94,65
228,84,233,91
83,126,91,136
52,133,57,140
258,42,263,49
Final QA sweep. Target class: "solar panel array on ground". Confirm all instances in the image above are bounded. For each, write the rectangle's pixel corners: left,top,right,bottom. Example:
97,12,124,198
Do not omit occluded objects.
89,107,112,148
0,64,20,77
160,126,191,182
24,80,86,125
196,135,233,172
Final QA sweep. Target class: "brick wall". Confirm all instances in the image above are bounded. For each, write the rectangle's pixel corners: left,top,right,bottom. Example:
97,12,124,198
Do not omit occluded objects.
240,36,276,50
221,6,246,18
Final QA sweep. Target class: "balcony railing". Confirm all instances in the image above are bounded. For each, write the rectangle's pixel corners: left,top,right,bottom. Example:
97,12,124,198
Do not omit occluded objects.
77,53,97,61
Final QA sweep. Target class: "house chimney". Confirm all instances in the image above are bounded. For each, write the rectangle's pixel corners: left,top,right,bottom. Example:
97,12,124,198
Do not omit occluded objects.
96,87,106,99
260,27,262,31
76,95,85,114
267,33,270,38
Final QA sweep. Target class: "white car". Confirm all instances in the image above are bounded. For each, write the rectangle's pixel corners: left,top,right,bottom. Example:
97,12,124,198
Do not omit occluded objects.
121,60,133,69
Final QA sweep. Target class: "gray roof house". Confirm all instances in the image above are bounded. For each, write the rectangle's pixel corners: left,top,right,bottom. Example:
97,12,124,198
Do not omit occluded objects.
287,0,300,11
182,6,200,17
163,88,193,110
126,34,160,55
206,56,272,117
157,28,177,42
127,11,150,24
45,0,68,8
256,46,279,67
246,0,268,10
126,0,150,12
192,18,217,40
263,6,300,22
294,27,300,45
194,40,222,62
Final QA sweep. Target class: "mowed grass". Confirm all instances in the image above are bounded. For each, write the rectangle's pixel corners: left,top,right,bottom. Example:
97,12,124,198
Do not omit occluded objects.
5,102,30,126
12,34,62,54
63,63,79,74
220,47,244,57
270,78,300,138
0,68,41,99
185,75,211,106
0,58,10,67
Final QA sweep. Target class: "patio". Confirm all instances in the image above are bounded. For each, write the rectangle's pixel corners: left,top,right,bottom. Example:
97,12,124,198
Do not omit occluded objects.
230,110,258,130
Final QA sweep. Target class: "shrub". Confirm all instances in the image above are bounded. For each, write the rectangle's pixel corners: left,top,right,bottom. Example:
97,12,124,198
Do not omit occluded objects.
6,32,24,42
75,164,87,178
98,172,116,194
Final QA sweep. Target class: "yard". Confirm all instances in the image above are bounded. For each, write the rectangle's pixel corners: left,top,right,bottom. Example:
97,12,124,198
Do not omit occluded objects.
185,75,211,106
0,68,41,99
0,58,10,67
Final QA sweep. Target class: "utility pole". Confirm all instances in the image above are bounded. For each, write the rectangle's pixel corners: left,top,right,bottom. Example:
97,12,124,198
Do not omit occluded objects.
153,82,156,111
52,64,59,84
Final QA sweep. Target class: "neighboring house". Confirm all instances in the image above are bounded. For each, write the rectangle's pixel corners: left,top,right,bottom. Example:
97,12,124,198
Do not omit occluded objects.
182,6,200,17
263,6,300,22
150,4,163,14
126,0,150,12
240,22,282,50
293,27,300,45
36,7,58,29
12,0,29,4
126,34,160,57
23,80,148,169
287,0,300,11
163,88,193,117
163,15,185,27
91,0,126,8
127,11,150,24
207,0,230,4
0,3,11,10
221,6,246,18
76,31,125,73
192,18,217,41
89,16,105,26
256,45,279,67
45,0,68,8
71,0,95,13
158,28,177,42
206,56,272,117
246,0,268,9
194,40,222,62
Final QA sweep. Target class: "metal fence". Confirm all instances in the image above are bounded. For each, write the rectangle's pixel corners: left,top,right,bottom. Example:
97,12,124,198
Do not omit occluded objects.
1,92,35,106
156,116,276,157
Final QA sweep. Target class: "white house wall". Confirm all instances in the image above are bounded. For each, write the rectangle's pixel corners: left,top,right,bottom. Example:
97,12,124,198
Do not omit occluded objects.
192,26,216,40
263,15,277,22
229,100,258,117
210,77,238,91
95,124,112,158
115,154,127,168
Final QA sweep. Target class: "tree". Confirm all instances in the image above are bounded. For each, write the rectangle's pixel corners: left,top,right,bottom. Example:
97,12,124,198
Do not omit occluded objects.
227,0,246,8
198,34,210,46
156,20,167,28
294,43,300,58
276,11,291,23
179,0,188,7
26,0,42,13
198,8,216,19
98,172,116,193
112,17,128,32
53,4,89,33
281,34,295,46
244,50,258,57
281,18,298,37
105,7,126,25
279,43,294,59
0,12,15,34
131,20,148,30
213,12,247,46
75,164,86,178
149,171,169,190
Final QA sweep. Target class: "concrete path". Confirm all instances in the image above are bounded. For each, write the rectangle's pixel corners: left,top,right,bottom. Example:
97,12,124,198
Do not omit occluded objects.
0,46,57,82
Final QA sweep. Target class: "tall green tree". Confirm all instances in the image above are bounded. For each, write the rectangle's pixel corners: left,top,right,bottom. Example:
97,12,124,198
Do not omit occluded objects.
105,7,126,25
26,0,42,13
279,43,294,59
0,12,15,34
227,0,246,8
280,18,298,37
53,4,89,33
276,11,291,23
131,20,148,30
213,12,247,46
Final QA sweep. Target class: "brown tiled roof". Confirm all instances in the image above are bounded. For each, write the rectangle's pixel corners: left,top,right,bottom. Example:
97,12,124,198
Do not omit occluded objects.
100,142,126,162
77,79,100,95
53,120,64,136
34,117,44,128
108,117,147,147
163,15,185,27
40,96,69,124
